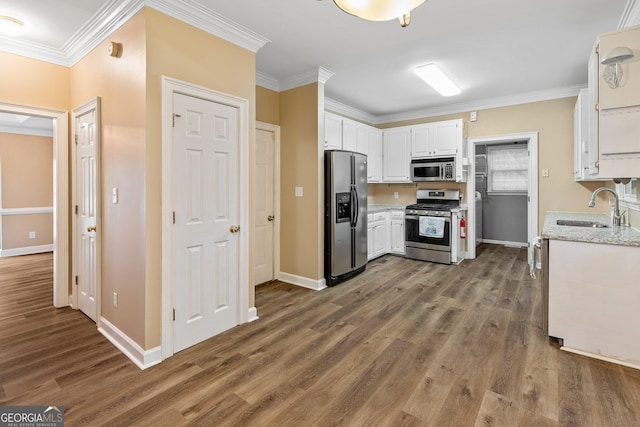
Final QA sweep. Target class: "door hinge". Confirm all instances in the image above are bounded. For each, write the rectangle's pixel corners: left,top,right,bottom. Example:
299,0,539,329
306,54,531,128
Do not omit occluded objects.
172,113,182,128
595,103,599,112
74,134,78,145
595,44,599,55
75,205,79,215
172,211,176,224
75,275,79,285
173,309,176,321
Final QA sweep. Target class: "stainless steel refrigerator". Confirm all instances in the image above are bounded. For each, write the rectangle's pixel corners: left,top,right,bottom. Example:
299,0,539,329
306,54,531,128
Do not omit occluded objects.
324,150,368,286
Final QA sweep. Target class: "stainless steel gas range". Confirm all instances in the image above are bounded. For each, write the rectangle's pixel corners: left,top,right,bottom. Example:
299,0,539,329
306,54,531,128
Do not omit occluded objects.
405,189,460,264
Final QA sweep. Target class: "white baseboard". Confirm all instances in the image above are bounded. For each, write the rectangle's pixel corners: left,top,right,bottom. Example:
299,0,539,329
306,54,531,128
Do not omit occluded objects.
98,317,161,370
247,307,259,322
561,346,640,371
279,272,327,291
481,239,527,248
0,244,53,258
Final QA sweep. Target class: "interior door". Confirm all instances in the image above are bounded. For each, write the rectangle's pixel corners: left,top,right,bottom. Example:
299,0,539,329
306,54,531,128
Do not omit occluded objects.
254,128,275,285
74,101,100,322
172,92,240,353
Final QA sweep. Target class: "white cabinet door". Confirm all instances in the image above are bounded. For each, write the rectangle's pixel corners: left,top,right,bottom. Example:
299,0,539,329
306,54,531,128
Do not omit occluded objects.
382,127,411,182
411,123,434,158
355,123,369,155
574,88,591,181
389,211,405,255
325,112,342,150
373,222,387,258
433,119,460,156
367,222,374,260
342,118,358,152
367,127,383,183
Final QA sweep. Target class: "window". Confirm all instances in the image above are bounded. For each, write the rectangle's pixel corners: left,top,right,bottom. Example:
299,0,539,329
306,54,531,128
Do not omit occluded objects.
616,178,638,203
487,144,528,194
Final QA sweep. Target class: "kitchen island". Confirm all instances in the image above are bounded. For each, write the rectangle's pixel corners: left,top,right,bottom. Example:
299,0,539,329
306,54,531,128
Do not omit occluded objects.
542,211,640,370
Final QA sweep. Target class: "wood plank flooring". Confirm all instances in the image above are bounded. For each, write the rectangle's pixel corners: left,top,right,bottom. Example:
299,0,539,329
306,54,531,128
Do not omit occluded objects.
2,246,640,426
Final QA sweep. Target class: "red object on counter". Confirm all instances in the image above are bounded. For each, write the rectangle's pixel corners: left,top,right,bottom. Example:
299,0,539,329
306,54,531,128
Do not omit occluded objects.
460,217,466,239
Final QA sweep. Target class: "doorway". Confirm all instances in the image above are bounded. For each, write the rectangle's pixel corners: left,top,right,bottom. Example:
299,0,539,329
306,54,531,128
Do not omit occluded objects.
160,76,251,360
254,121,280,286
466,132,539,265
0,102,69,308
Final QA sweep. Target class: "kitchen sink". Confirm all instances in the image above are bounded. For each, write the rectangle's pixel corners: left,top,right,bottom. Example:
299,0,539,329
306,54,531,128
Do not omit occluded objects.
556,219,609,228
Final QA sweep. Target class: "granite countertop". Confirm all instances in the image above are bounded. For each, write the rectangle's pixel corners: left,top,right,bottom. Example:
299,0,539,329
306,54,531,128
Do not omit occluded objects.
368,204,406,213
542,211,640,247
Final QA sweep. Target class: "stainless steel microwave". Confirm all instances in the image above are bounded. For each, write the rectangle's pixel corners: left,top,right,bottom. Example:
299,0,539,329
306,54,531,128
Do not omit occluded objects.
410,157,456,181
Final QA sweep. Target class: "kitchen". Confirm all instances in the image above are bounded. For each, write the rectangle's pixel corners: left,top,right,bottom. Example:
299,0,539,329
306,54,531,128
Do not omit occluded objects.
1,0,640,424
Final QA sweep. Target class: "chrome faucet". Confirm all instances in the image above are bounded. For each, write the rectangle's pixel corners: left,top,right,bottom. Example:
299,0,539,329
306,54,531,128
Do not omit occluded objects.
588,187,621,226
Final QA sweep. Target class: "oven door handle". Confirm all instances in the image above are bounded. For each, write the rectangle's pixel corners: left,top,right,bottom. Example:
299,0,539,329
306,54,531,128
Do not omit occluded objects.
405,215,419,220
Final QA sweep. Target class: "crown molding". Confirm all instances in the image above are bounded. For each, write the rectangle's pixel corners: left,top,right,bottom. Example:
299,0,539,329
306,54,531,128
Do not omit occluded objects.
64,0,145,66
0,124,53,137
146,0,270,53
374,84,584,124
324,98,377,125
256,71,280,92
0,0,269,67
0,34,69,66
618,0,640,28
279,67,335,92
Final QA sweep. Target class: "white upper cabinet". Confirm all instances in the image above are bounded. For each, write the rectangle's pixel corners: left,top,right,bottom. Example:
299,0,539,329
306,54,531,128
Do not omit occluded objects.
574,88,590,181
382,126,411,182
410,119,461,158
367,127,383,183
341,118,358,152
589,25,640,179
325,112,343,150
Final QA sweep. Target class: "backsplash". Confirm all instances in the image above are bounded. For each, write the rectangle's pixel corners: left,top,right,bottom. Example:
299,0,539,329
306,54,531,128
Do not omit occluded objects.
368,182,467,206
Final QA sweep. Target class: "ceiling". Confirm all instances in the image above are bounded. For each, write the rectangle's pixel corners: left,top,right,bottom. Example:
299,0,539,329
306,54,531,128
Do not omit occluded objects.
0,0,634,123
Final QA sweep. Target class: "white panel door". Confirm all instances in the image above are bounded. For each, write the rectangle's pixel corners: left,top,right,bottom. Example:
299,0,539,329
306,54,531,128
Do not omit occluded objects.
254,128,275,285
75,106,99,322
172,92,240,353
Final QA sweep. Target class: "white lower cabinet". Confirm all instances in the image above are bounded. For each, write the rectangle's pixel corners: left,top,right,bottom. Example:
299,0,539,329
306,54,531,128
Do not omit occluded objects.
389,211,405,255
367,210,405,260
367,212,389,261
548,239,640,368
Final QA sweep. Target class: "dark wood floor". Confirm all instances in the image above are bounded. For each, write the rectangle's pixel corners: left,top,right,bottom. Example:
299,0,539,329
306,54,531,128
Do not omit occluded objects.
2,246,640,426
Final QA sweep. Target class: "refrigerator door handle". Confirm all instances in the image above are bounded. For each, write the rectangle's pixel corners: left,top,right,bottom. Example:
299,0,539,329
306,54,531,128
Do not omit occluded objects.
352,186,359,227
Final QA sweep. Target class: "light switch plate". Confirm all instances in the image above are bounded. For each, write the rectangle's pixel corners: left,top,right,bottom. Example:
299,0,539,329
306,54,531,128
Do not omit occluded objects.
112,188,118,204
295,187,303,197
542,168,549,178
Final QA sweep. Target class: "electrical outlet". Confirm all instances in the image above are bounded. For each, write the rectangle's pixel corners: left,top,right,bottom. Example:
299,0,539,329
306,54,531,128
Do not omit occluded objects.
542,168,550,178
394,192,399,199
295,187,303,197
113,292,118,308
29,231,36,239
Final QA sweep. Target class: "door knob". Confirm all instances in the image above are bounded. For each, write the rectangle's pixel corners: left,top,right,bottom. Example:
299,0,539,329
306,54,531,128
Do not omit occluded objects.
87,225,97,232
268,215,275,221
230,225,240,233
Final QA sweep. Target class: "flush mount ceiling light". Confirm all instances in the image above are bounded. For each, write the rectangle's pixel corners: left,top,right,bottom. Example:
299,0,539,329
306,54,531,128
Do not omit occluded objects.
601,46,635,89
332,0,427,27
414,63,461,97
0,15,26,37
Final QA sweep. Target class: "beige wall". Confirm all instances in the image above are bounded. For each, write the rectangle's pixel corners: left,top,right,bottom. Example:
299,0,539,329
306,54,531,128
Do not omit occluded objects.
145,8,257,348
70,7,258,350
0,133,53,250
280,83,324,280
0,52,70,110
256,86,280,125
371,97,613,233
70,11,148,346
